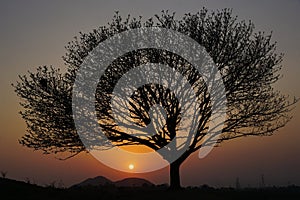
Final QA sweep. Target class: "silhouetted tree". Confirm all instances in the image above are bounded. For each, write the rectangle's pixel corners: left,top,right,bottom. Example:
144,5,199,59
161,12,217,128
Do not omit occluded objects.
1,171,7,178
260,174,266,188
13,8,297,189
236,177,241,190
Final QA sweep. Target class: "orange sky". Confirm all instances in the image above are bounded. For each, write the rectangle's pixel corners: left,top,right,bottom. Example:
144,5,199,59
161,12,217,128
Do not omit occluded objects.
0,0,299,188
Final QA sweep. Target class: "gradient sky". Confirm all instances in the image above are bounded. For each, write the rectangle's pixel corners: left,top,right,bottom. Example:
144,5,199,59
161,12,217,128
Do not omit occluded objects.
0,0,299,188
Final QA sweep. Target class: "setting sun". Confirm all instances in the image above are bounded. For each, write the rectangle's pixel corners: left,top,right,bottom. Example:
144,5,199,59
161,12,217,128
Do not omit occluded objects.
128,164,134,170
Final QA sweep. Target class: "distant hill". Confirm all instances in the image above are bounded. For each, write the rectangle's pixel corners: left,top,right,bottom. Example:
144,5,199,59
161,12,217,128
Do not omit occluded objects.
114,177,154,187
72,176,113,187
0,177,62,199
0,177,42,190
72,176,154,188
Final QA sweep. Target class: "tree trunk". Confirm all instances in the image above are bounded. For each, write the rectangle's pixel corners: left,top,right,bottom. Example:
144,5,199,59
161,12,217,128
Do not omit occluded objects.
169,160,183,190
168,149,191,190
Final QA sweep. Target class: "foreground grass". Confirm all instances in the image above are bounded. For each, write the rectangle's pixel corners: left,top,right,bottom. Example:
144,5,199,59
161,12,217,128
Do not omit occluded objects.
1,178,300,200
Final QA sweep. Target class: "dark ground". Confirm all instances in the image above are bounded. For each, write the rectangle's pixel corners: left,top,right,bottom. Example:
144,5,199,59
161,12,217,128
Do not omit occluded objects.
1,178,300,200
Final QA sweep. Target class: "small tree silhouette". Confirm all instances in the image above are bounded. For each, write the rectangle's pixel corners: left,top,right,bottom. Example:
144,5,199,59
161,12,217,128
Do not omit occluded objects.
235,177,241,190
1,171,7,178
24,177,31,184
13,9,298,189
259,174,266,188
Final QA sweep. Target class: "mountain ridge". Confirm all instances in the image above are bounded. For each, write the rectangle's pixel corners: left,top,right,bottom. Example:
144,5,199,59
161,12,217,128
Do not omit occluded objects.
71,176,155,188
72,176,113,187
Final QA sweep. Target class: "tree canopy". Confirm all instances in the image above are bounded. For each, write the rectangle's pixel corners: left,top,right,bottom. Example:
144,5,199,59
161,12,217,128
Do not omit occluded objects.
13,8,297,189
